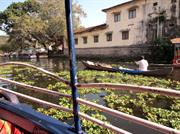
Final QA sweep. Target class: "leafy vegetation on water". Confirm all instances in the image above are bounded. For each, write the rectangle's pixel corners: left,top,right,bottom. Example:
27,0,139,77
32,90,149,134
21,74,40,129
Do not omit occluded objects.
0,66,179,133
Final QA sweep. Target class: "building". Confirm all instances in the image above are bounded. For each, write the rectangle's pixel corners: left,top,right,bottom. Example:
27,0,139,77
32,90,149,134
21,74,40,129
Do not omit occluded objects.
64,0,180,59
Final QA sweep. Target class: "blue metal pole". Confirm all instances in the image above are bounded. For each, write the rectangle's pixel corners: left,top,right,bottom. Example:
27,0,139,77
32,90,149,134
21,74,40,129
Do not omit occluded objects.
65,0,82,133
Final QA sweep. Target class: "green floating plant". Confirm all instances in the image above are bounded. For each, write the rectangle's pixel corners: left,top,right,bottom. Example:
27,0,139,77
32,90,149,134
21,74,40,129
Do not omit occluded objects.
0,66,179,132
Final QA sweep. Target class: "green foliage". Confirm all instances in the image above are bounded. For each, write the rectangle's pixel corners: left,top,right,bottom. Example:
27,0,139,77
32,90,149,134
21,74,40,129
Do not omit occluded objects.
82,114,114,134
0,44,14,52
37,107,73,120
153,37,169,46
0,0,40,33
0,0,86,52
0,67,179,132
0,36,8,51
150,37,173,63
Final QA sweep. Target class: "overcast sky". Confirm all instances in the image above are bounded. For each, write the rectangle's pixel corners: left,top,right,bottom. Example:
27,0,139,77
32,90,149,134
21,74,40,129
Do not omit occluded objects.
0,0,130,35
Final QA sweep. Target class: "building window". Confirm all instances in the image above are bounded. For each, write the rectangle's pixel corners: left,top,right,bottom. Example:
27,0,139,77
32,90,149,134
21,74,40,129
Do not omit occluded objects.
106,33,112,41
82,36,87,44
129,9,136,19
114,13,121,22
153,2,158,11
122,31,129,40
171,4,176,12
94,35,99,43
171,0,176,3
75,38,78,45
153,2,158,6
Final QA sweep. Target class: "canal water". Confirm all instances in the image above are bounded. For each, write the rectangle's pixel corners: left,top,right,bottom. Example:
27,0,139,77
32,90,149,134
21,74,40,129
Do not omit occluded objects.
0,57,179,80
0,57,179,134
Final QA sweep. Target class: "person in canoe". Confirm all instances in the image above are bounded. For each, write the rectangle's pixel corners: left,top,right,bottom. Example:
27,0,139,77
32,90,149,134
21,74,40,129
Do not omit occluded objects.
135,56,149,71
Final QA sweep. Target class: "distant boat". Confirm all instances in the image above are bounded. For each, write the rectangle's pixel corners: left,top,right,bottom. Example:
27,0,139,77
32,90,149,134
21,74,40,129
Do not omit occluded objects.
18,53,37,59
36,48,48,58
18,48,37,59
82,61,173,77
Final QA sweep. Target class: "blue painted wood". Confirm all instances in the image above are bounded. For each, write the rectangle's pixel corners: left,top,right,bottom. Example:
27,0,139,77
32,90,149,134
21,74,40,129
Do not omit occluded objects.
0,100,75,134
113,68,143,75
65,0,82,133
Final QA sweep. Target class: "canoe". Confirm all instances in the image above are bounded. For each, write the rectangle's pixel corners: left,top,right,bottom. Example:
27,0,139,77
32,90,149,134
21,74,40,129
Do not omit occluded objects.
82,60,115,72
82,61,173,77
0,93,75,134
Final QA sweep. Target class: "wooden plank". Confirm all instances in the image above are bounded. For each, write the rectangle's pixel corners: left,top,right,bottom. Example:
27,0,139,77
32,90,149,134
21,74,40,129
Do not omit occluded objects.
78,98,180,134
77,83,180,98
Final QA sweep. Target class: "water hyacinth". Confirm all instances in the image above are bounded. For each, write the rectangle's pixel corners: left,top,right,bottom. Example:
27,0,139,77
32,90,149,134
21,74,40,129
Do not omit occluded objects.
0,66,179,132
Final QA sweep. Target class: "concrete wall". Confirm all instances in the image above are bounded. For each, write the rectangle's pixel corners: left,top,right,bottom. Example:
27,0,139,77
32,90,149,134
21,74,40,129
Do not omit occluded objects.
64,45,151,60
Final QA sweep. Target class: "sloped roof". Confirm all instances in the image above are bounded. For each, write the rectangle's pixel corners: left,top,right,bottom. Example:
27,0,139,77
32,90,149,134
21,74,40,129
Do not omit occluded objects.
74,24,107,34
171,38,180,44
102,0,135,12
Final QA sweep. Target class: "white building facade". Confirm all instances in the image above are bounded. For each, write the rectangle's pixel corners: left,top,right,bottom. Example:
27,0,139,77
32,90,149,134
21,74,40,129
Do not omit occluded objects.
64,0,180,59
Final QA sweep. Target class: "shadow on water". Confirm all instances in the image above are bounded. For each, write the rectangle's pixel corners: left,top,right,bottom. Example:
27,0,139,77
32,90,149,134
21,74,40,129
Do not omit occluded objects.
0,57,178,134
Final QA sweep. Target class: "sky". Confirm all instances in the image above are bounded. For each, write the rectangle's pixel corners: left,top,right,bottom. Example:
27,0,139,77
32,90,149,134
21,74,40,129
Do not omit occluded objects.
0,0,25,11
0,0,130,35
0,0,25,35
76,0,130,27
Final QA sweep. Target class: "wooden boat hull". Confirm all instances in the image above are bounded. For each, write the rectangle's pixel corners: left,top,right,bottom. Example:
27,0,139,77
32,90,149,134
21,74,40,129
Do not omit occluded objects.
82,61,116,72
82,61,173,77
0,100,75,134
116,67,173,76
141,68,173,76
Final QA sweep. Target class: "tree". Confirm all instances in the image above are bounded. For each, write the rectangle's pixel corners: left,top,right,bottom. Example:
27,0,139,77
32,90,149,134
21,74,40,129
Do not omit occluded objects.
37,0,86,49
0,0,86,52
0,0,40,33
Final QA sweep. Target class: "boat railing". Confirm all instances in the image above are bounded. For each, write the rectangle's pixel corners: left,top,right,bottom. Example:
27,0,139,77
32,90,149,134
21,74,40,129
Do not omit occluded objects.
0,62,180,134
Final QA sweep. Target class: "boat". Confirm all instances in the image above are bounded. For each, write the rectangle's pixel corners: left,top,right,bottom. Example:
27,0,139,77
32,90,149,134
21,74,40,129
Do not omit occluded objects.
36,48,48,59
0,1,179,134
0,92,75,134
82,61,173,77
18,48,37,59
82,60,116,72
